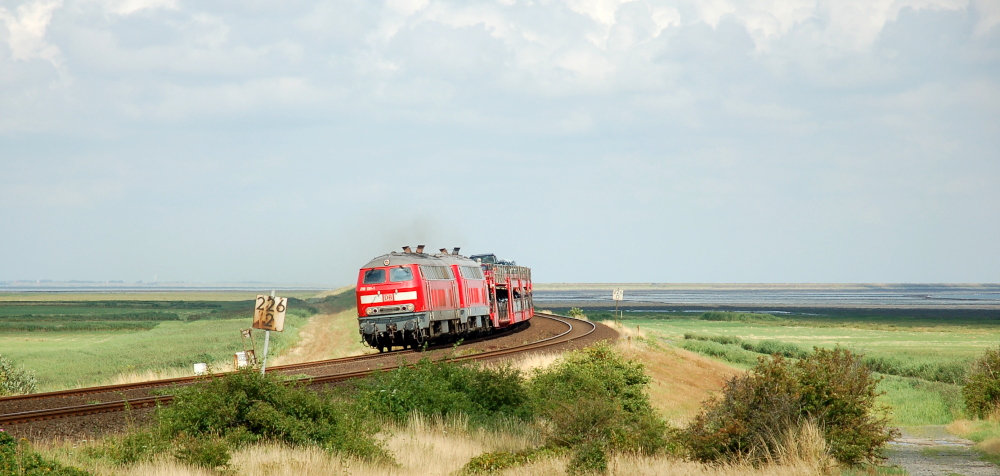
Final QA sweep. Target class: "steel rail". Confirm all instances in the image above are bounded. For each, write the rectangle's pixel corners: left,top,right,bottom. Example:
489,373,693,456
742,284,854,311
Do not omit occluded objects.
0,312,597,426
0,318,529,404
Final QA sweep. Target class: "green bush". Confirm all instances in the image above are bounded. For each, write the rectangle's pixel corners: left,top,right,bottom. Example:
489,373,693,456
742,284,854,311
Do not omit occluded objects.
743,340,808,359
679,340,760,366
963,346,1000,419
683,333,744,346
684,348,897,466
567,440,608,475
159,369,388,462
527,343,672,473
461,447,564,475
87,430,170,465
683,334,964,384
0,355,37,396
0,429,90,475
699,311,784,323
568,308,585,318
172,434,231,469
864,354,967,385
355,359,530,427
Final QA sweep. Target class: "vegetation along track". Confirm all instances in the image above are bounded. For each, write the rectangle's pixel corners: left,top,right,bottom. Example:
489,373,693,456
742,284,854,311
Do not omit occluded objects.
0,312,612,438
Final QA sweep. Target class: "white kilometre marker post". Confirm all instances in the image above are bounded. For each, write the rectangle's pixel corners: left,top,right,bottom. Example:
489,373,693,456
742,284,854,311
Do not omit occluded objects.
612,288,624,327
261,290,273,375
252,289,287,375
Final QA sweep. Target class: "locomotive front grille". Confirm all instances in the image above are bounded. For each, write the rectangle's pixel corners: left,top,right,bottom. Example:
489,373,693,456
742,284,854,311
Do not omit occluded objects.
366,303,415,315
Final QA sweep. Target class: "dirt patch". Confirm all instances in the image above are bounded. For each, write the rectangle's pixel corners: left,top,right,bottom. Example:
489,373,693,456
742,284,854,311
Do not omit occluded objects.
615,335,742,423
888,426,999,475
269,309,372,366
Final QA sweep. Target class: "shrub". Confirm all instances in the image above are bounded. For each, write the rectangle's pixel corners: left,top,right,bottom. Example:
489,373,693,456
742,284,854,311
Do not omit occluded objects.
355,359,530,427
87,430,171,465
864,354,966,385
567,440,608,475
172,433,231,469
0,355,37,396
527,343,672,473
963,346,1000,419
684,348,896,466
743,340,808,359
679,340,760,366
568,308,586,318
700,311,783,323
461,447,564,475
159,369,388,462
1,429,90,475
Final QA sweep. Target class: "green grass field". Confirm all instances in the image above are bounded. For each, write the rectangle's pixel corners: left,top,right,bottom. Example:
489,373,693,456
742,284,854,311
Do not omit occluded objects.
0,294,321,391
605,311,1000,427
629,315,996,372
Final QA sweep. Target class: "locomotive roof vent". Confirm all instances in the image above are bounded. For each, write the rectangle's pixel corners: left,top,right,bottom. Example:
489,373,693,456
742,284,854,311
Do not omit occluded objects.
416,245,425,254
439,248,448,254
452,247,460,255
402,246,412,253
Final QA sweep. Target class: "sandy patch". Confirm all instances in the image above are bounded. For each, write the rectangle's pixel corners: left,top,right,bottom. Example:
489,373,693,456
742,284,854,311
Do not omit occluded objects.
269,308,373,366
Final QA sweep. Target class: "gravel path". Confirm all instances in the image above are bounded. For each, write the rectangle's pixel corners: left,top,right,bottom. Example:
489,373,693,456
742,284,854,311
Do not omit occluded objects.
888,427,999,476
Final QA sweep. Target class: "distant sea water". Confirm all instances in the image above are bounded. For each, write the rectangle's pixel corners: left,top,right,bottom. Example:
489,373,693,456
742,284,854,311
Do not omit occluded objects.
4,282,999,309
533,284,1000,309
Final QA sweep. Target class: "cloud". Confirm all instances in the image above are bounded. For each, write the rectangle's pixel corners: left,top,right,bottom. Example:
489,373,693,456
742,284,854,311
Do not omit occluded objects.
0,0,997,283
97,0,176,16
0,0,63,64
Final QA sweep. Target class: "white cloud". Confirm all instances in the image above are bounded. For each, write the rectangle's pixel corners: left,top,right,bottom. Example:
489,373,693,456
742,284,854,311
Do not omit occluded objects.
0,0,63,64
97,0,176,16
972,0,1000,35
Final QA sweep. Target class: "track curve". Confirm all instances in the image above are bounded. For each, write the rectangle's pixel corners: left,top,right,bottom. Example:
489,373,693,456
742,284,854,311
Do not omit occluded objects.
1,312,614,436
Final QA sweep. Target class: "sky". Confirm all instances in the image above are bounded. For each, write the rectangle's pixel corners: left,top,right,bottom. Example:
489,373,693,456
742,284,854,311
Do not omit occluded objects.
1,0,998,285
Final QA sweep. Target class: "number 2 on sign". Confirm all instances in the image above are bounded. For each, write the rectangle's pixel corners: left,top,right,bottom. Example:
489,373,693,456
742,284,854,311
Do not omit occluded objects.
253,295,287,332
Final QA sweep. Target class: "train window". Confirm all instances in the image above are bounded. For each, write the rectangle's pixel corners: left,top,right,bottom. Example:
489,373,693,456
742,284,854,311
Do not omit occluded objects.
390,267,414,282
419,265,454,280
460,266,484,279
362,268,386,284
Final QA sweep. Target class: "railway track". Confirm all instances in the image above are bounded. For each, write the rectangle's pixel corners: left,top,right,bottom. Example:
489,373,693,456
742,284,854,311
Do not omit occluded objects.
0,312,602,430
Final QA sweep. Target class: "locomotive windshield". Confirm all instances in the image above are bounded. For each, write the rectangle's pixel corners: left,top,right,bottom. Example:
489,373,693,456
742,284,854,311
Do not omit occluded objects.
389,267,414,282
362,268,386,284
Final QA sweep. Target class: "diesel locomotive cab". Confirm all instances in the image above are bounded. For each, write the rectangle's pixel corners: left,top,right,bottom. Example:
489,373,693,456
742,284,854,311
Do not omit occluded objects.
357,247,532,353
356,261,424,352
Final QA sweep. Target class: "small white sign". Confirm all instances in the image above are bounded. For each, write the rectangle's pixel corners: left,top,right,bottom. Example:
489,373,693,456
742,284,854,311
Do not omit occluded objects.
612,288,624,301
253,295,288,332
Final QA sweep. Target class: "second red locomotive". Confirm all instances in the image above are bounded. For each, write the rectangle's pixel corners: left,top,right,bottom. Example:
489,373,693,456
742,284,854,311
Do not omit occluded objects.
355,246,533,352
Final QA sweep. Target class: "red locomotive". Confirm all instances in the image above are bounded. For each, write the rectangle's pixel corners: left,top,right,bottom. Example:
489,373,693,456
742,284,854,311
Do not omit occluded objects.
355,246,533,352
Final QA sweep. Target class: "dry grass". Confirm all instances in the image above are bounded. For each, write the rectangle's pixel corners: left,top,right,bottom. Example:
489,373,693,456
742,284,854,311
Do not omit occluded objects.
98,366,202,386
37,419,834,476
269,308,373,366
976,438,1000,455
614,333,743,423
311,285,355,300
36,414,536,476
500,352,562,373
504,422,834,476
501,456,833,476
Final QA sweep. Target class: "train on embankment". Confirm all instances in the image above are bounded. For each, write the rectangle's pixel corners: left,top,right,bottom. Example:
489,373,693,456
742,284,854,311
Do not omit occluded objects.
355,246,533,352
